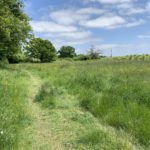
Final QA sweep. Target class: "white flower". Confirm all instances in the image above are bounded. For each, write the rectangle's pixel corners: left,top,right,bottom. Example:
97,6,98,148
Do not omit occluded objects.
0,130,4,135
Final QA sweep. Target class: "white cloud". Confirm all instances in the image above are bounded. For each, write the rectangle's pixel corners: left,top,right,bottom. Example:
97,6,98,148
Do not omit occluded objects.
28,0,150,56
80,14,145,29
126,8,146,15
31,21,77,33
49,8,105,25
80,15,126,28
125,19,145,27
96,43,140,51
96,43,150,56
95,44,119,50
138,34,150,39
116,3,133,9
49,36,102,49
40,0,148,30
44,31,92,40
117,3,148,15
46,0,147,30
83,0,135,4
146,1,150,10
77,7,106,15
50,10,89,25
82,0,149,16
58,31,92,40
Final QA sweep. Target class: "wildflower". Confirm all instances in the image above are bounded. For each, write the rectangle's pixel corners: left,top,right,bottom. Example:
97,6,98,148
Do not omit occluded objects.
0,130,4,135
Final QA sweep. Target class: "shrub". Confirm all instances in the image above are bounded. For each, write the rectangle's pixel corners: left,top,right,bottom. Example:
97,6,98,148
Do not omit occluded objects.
74,54,90,61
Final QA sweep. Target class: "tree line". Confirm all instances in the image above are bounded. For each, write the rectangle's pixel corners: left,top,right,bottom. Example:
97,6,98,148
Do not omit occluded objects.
0,0,103,64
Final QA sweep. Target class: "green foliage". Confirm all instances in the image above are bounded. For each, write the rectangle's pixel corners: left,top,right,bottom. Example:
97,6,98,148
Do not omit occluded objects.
74,54,90,61
26,38,56,63
0,0,32,62
88,48,102,59
26,58,41,63
0,68,30,149
0,57,9,68
58,46,76,58
7,51,26,63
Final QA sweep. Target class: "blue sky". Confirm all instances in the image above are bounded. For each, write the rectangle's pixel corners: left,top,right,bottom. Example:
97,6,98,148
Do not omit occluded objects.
24,0,150,56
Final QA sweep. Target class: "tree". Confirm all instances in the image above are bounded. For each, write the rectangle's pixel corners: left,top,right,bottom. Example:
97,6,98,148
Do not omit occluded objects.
0,0,32,63
88,45,103,59
58,46,76,58
26,38,56,62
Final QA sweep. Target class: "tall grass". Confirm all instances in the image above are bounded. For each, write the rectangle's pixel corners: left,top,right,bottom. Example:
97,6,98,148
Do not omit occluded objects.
35,81,65,108
113,54,150,61
77,128,125,150
22,60,150,149
0,66,30,149
70,61,150,147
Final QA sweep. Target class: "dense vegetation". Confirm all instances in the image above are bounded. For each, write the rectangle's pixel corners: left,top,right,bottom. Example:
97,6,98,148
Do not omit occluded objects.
0,0,150,150
58,46,76,58
26,38,56,63
20,60,150,149
0,66,30,149
113,54,150,61
0,0,31,63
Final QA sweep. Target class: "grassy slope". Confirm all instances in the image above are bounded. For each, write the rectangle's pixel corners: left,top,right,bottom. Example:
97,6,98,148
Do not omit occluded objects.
0,60,150,149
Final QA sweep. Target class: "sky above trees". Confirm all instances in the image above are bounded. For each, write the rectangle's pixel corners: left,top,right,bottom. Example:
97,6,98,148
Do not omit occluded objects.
24,0,150,56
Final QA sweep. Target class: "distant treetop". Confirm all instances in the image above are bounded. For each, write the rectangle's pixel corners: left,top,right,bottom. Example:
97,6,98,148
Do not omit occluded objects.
58,46,76,58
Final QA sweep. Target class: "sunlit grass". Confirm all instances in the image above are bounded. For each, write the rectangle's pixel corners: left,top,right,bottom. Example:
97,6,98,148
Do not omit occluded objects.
21,60,150,149
0,67,30,149
1,59,150,149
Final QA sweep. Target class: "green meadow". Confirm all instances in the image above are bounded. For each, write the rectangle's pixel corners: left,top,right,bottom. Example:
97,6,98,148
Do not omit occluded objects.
0,59,150,150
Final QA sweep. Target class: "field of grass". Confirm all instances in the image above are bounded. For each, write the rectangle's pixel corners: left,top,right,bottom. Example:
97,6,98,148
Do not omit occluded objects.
0,66,31,149
113,54,150,61
0,59,150,149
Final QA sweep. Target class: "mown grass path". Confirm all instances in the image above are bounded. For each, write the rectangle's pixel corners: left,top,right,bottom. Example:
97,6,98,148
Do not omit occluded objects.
18,72,58,150
18,71,143,150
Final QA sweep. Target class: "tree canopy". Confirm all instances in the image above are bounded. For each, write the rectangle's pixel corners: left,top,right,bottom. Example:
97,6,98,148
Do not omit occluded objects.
0,0,32,62
88,46,103,59
58,46,76,58
26,38,56,63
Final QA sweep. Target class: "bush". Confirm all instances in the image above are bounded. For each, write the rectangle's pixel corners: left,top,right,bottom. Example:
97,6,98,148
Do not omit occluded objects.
26,58,41,63
88,49,102,59
8,53,26,64
26,38,56,63
74,54,90,61
0,57,9,68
